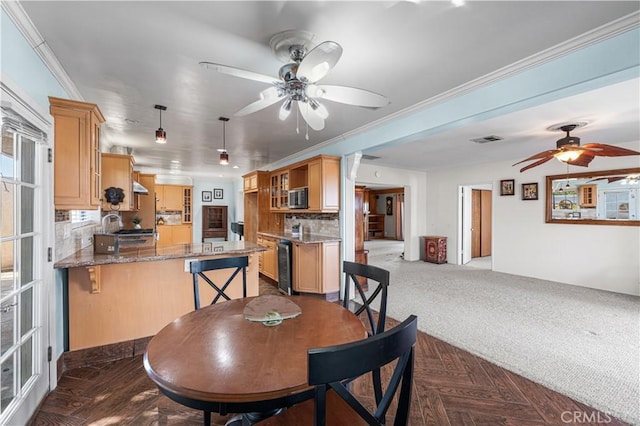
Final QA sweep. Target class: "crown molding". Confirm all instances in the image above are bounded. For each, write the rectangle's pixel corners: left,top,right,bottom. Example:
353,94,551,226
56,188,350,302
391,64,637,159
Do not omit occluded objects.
2,1,83,100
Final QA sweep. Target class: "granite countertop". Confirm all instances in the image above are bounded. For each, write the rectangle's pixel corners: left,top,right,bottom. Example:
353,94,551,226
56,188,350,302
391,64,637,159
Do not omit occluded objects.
257,231,341,244
54,241,266,269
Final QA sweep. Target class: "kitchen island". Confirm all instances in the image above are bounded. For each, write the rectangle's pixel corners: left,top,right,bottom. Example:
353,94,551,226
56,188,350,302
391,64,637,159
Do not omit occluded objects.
55,241,265,350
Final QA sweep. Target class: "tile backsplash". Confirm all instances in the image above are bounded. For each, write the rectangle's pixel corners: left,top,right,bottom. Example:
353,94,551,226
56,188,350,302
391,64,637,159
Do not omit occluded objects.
54,221,100,262
285,213,339,236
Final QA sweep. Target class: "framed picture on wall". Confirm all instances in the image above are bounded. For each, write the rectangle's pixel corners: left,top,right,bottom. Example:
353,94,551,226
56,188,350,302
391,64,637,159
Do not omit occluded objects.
522,182,538,200
213,188,224,199
202,191,212,202
500,179,515,196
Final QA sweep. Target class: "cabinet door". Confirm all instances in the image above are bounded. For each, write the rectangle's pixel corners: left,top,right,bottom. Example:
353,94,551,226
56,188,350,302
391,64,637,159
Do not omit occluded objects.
101,153,133,212
307,158,340,212
182,186,192,223
172,225,192,245
293,243,321,293
157,185,183,211
262,238,277,280
156,225,172,247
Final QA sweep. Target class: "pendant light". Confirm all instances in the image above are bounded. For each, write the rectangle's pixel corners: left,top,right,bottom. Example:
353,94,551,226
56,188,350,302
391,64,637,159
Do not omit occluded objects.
154,105,167,144
218,117,229,165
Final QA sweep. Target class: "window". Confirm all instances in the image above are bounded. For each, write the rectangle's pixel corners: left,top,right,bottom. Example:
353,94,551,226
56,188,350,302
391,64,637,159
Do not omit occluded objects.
70,209,100,228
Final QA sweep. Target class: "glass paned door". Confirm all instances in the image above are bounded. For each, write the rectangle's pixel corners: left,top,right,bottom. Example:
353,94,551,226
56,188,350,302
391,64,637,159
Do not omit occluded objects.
0,123,49,423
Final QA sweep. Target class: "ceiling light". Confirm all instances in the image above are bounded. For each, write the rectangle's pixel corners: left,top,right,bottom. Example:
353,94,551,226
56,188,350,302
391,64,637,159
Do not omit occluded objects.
154,105,167,144
451,0,465,6
279,98,293,121
219,117,229,165
233,165,239,169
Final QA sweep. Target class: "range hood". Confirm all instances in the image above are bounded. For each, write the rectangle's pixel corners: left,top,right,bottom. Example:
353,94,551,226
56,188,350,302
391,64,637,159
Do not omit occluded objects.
133,180,149,195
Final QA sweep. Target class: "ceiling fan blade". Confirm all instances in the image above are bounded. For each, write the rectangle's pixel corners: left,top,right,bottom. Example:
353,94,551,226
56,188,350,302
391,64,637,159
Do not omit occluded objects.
313,84,389,108
297,41,343,83
298,101,325,131
517,156,554,173
566,152,595,167
199,62,277,85
512,150,558,166
581,143,640,157
234,87,282,117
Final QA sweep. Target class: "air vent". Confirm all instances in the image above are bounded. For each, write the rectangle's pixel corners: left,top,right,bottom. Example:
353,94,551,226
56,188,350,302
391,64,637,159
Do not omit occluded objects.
470,135,503,144
361,154,380,160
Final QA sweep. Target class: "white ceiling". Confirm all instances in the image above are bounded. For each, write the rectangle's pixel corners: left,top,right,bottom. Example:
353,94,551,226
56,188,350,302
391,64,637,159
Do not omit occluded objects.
18,1,640,179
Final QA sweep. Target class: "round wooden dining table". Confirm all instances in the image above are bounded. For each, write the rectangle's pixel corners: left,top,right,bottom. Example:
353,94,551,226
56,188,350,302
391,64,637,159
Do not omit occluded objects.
143,295,366,422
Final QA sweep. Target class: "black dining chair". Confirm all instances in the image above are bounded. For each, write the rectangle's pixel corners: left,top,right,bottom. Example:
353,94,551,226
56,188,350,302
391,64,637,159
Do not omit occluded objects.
189,256,248,310
257,315,418,426
342,260,390,337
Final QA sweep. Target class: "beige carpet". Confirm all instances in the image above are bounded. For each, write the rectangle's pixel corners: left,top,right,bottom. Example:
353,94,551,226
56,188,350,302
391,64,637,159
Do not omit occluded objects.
363,239,640,425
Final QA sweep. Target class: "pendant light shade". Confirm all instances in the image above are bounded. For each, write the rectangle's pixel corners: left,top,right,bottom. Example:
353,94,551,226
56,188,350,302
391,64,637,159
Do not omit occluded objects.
219,117,229,165
154,105,167,144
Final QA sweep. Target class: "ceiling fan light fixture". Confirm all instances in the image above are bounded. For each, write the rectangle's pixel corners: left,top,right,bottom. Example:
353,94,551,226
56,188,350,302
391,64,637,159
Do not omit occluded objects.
309,98,329,119
219,116,230,166
279,99,293,121
154,105,167,144
555,150,582,163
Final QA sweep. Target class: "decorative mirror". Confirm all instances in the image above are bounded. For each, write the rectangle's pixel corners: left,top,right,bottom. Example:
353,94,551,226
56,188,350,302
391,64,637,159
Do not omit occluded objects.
546,167,640,226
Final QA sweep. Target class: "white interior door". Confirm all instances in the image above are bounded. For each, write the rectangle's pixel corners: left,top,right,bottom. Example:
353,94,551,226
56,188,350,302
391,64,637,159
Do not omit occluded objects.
1,107,51,424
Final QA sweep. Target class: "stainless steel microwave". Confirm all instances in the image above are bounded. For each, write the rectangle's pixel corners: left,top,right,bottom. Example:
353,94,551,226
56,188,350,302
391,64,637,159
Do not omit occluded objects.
289,188,308,209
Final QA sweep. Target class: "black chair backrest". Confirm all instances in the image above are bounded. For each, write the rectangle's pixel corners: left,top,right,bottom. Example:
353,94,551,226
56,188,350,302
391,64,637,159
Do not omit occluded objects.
342,261,390,337
307,315,417,426
189,256,248,309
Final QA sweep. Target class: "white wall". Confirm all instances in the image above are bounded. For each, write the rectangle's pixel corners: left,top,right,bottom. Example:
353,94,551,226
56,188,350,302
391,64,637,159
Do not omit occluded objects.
426,143,640,296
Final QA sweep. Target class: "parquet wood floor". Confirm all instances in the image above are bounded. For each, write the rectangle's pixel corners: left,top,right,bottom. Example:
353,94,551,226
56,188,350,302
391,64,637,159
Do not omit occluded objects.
29,281,628,425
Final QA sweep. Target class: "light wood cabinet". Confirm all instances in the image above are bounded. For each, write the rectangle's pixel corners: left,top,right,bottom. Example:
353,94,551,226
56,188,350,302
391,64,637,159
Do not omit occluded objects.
270,170,289,210
307,156,340,212
182,186,192,223
292,241,340,297
156,224,192,247
579,184,597,207
123,173,156,229
243,172,282,243
257,235,278,281
156,184,184,211
101,153,134,211
268,155,340,212
50,96,105,210
243,172,259,193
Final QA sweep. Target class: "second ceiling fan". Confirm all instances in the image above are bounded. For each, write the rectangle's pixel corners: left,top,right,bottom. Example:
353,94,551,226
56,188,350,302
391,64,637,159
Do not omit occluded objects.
200,30,389,134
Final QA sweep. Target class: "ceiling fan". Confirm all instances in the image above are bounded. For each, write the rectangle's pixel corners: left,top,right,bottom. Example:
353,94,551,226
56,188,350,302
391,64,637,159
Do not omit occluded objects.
513,123,640,172
200,30,389,134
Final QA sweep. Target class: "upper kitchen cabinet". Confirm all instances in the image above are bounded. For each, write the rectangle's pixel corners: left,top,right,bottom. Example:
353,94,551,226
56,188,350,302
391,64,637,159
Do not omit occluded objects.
268,155,340,212
101,153,134,212
307,156,340,212
243,171,260,193
156,184,184,211
156,184,193,222
50,97,105,210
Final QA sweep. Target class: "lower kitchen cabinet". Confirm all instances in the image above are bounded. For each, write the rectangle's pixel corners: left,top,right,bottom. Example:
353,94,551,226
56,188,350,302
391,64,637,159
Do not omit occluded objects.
257,235,278,281
292,241,340,298
157,224,192,247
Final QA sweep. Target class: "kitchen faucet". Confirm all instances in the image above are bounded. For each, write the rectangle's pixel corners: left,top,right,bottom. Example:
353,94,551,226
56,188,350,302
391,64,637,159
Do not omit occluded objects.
102,213,123,233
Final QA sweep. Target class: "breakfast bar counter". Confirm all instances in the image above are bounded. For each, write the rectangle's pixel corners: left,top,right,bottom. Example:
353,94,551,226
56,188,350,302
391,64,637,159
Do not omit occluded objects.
56,241,266,350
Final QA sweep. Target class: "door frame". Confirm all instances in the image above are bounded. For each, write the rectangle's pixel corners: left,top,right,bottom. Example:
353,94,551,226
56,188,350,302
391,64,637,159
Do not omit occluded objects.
458,183,493,267
1,80,55,424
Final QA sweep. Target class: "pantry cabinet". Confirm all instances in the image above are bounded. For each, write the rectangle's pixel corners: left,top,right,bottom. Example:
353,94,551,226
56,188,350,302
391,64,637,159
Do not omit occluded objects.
50,97,105,210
